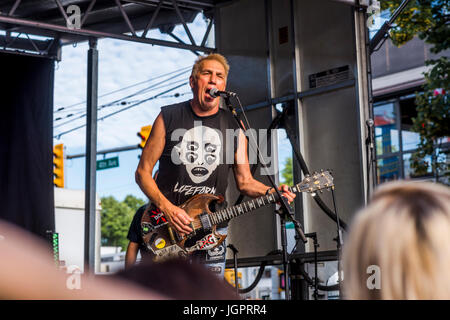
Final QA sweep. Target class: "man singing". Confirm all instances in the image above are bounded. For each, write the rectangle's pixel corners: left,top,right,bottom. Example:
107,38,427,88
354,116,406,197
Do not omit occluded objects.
128,53,295,276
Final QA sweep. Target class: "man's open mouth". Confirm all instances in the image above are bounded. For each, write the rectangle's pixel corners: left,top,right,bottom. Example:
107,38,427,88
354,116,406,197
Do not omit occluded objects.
191,167,208,177
205,88,216,98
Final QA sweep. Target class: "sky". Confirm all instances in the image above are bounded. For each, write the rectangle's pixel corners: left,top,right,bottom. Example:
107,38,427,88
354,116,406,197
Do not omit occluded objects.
53,13,293,202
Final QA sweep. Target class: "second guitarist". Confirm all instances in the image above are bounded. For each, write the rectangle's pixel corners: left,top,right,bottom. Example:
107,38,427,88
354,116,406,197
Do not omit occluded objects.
134,53,295,277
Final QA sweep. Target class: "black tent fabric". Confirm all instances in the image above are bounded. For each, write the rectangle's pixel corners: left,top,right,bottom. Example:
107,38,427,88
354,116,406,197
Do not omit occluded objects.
0,52,55,239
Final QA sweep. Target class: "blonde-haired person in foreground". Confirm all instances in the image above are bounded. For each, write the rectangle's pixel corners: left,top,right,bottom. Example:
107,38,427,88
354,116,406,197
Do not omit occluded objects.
343,181,450,300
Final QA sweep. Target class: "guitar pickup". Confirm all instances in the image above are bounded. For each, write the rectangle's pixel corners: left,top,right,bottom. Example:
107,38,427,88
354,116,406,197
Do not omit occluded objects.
199,213,212,232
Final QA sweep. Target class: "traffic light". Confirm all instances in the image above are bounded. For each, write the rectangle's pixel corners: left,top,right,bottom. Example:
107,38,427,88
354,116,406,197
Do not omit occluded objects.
53,143,64,188
137,125,152,149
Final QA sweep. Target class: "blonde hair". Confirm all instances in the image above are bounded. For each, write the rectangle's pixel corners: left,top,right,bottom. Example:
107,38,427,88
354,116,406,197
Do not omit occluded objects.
191,53,230,78
343,181,450,300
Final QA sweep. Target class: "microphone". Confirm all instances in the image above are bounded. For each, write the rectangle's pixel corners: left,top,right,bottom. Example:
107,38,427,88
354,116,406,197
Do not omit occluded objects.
209,88,236,98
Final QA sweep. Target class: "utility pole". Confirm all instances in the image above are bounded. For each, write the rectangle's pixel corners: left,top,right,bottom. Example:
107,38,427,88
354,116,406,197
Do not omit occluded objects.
84,38,98,275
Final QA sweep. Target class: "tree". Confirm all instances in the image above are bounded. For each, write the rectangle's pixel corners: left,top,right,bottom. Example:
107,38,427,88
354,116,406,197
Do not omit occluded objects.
123,194,146,212
100,195,145,251
281,157,293,186
381,0,449,52
410,56,449,179
381,0,449,182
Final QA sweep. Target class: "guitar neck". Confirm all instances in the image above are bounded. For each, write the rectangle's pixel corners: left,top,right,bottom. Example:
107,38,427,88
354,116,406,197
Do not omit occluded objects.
209,185,302,226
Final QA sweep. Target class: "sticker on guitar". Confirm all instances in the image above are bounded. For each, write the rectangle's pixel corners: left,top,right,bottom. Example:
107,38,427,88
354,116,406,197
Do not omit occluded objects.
186,233,221,253
153,244,187,261
150,207,167,225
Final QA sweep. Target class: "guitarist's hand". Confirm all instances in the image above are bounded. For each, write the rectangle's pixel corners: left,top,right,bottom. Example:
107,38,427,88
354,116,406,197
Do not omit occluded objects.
162,203,194,235
268,184,296,204
280,184,296,203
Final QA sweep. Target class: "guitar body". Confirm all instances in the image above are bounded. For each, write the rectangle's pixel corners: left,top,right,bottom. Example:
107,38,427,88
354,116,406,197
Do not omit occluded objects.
139,170,334,262
141,193,227,261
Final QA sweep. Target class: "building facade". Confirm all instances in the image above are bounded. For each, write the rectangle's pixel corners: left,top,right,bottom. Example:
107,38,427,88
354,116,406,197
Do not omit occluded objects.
371,36,449,184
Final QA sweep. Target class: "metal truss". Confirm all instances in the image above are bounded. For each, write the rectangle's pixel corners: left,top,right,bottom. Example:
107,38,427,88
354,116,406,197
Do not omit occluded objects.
0,31,61,60
0,0,217,58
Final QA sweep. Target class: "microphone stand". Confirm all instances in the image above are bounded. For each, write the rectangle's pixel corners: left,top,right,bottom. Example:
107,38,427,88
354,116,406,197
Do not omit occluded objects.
224,95,307,300
227,244,240,296
331,188,343,298
304,232,319,300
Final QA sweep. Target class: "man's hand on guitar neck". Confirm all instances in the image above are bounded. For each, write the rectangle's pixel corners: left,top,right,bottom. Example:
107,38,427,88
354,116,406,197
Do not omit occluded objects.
160,202,194,235
267,184,296,204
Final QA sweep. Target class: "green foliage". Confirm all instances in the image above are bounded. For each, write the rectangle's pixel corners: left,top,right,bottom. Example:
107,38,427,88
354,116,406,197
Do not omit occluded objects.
381,0,449,54
123,194,146,212
100,195,146,251
381,0,449,181
411,56,450,178
281,157,293,186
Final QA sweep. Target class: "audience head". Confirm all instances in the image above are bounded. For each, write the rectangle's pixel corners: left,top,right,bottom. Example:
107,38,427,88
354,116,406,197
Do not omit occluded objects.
117,258,240,300
0,220,164,300
343,181,450,299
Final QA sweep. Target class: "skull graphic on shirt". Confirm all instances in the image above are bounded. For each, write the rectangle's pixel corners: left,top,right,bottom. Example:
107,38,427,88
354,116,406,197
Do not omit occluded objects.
174,125,222,184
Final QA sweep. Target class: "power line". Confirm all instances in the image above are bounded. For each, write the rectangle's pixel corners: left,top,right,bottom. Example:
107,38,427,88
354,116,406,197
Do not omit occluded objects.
97,81,188,122
54,78,189,127
53,65,191,113
54,70,190,127
107,91,191,105
54,81,188,139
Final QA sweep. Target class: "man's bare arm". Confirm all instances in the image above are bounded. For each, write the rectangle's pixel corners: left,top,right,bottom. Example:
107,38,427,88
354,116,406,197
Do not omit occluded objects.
135,112,193,234
125,242,139,269
233,129,295,202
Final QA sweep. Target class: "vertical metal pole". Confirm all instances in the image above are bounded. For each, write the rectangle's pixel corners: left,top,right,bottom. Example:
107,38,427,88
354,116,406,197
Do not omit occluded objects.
288,0,308,300
84,37,98,274
289,0,304,226
355,6,375,201
365,14,377,192
266,0,292,301
265,0,274,102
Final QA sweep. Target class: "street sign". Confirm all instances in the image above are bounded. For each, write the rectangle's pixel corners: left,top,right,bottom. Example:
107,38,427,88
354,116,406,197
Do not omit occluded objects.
96,157,119,171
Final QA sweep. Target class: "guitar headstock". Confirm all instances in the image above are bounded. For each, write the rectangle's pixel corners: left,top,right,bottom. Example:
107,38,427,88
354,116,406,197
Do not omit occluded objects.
295,169,334,194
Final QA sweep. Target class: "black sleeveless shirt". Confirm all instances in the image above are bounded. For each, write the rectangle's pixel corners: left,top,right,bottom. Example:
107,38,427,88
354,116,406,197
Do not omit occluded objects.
156,100,240,208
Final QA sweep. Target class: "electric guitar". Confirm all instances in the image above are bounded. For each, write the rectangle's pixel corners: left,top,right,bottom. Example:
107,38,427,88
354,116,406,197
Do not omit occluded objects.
141,170,334,261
